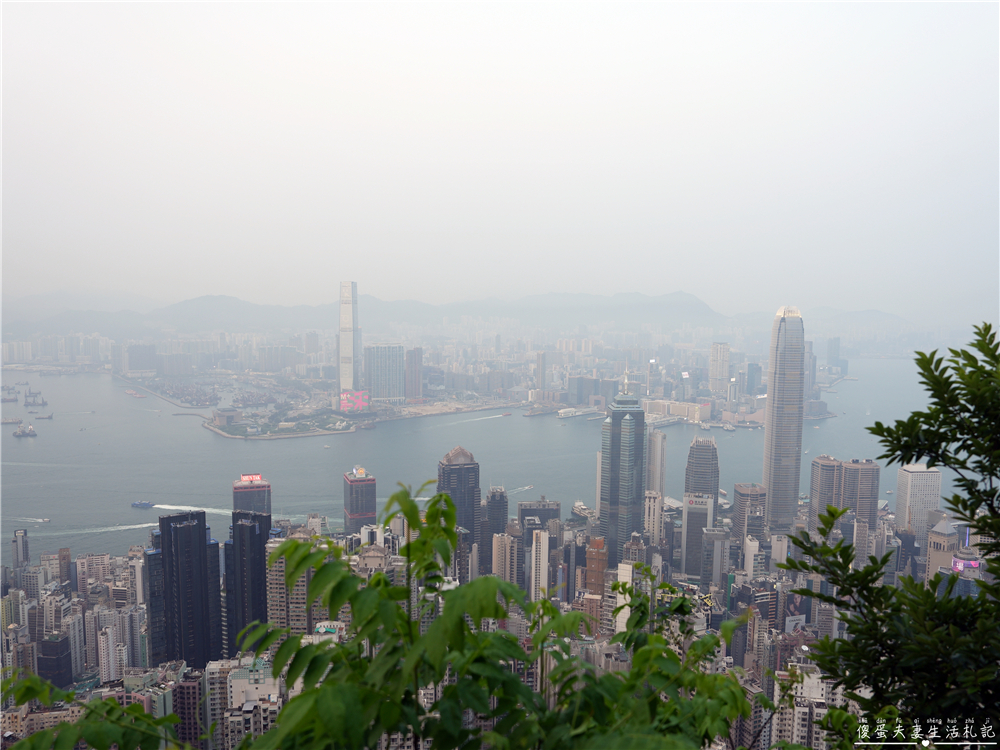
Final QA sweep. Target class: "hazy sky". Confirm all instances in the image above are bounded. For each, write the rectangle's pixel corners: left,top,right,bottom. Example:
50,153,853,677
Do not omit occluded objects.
4,3,997,326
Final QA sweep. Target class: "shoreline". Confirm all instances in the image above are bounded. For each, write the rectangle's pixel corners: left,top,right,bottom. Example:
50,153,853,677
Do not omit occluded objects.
201,422,357,440
201,401,520,440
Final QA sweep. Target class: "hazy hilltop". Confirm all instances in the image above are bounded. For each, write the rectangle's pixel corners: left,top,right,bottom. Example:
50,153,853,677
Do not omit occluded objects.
3,291,728,339
1,289,961,353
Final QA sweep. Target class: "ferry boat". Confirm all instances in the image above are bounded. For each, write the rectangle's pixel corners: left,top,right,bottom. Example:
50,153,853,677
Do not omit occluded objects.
502,412,512,417
131,501,155,509
885,490,893,495
718,489,728,498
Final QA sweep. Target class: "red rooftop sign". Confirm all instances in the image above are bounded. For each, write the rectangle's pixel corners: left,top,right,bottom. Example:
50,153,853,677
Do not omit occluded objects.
240,474,262,482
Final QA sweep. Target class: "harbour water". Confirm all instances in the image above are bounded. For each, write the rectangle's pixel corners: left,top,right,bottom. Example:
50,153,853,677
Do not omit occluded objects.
1,357,946,565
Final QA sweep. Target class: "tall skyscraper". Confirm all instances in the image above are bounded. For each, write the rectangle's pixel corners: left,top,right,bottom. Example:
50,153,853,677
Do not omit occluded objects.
809,455,841,536
143,530,166,667
732,483,767,543
486,487,509,539
492,534,518,584
158,511,222,669
840,459,881,529
404,347,423,400
646,429,667,498
807,456,881,536
536,352,547,388
233,474,271,514
896,464,942,550
700,527,730,593
344,466,376,535
761,306,805,531
681,493,714,578
530,529,550,602
599,386,647,568
224,510,272,656
339,281,362,395
11,530,29,569
643,491,664,547
709,343,730,393
364,344,406,404
438,447,483,553
685,437,720,521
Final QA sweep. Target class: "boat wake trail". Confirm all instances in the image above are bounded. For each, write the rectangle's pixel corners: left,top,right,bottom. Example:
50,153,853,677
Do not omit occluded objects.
433,414,504,428
507,486,533,495
31,523,159,536
152,504,232,517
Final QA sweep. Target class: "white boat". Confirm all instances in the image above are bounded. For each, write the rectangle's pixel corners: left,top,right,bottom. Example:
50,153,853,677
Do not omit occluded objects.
323,445,331,449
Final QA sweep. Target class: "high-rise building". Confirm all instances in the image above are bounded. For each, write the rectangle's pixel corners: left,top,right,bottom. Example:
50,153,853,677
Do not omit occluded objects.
585,538,607,597
224,510,272,656
803,341,817,397
599,386,647,568
492,534,518,585
530,529,550,602
339,281,362,396
733,484,767,542
745,362,762,398
709,343,731,394
643,491,664,547
701,527,730,593
486,487,509,539
536,352,547,388
158,511,222,669
807,456,881,536
762,306,805,531
404,347,423,400
143,531,166,667
809,456,841,536
681,493,715,578
438,447,482,553
364,344,405,404
344,466,376,535
646,429,666,498
11,530,29,570
839,459,881,529
233,474,271,515
685,437,720,521
896,464,942,550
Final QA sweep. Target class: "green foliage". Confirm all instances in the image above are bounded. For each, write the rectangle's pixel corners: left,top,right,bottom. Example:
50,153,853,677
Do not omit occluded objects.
782,323,1000,734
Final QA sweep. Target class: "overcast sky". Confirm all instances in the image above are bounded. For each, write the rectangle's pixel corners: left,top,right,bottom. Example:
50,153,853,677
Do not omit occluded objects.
3,3,997,326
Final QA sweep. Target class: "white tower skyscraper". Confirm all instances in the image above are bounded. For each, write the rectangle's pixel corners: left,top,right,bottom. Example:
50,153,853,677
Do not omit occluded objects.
762,306,805,531
896,463,942,549
338,281,362,396
530,529,550,602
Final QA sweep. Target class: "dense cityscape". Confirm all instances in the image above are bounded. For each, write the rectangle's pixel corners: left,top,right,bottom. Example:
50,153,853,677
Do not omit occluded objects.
2,283,987,750
4,3,997,748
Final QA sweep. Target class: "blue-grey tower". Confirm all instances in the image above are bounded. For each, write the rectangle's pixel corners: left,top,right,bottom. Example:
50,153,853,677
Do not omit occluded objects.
599,379,647,568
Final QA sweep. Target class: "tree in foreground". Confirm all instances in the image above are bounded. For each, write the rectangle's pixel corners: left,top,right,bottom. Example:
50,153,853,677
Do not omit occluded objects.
783,322,1000,741
4,483,797,750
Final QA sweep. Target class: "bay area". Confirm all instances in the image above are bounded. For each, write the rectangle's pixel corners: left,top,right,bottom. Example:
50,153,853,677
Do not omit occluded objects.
1,357,946,567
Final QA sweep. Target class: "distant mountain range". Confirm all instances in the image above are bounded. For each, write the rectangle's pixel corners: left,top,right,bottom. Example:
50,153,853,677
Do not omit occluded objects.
1,290,915,342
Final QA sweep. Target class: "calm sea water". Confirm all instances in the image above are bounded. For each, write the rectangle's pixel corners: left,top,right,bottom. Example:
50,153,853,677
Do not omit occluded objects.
1,358,944,566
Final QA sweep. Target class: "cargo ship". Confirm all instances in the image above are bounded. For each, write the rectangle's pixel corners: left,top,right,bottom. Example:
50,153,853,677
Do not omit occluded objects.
2,417,22,425
35,414,54,420
131,501,155,509
13,424,36,437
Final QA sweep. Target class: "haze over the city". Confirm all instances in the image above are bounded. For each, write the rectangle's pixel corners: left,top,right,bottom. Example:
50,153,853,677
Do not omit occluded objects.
4,3,997,328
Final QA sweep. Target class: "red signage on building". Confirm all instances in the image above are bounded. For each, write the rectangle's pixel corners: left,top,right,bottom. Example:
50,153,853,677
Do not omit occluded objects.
241,474,263,482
